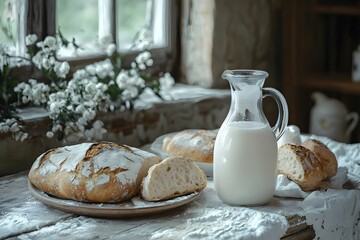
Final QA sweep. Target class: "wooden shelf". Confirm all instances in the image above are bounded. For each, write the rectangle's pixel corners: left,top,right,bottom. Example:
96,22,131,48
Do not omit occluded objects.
300,75,360,95
309,4,360,16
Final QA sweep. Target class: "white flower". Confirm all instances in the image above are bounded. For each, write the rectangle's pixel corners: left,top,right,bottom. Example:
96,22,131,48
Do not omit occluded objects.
54,61,70,78
75,105,86,114
129,69,137,76
52,124,62,132
135,51,151,65
46,131,54,138
32,52,43,68
116,70,129,89
0,124,9,133
133,27,153,50
130,75,145,87
85,65,96,75
36,41,43,48
43,36,57,50
138,63,146,70
14,79,50,105
42,58,51,70
73,69,88,80
25,34,38,46
96,82,108,92
9,122,19,132
83,110,96,121
84,120,107,140
121,86,139,100
49,100,66,114
106,43,116,56
20,132,28,142
159,73,175,91
146,59,153,67
77,117,88,126
14,131,28,142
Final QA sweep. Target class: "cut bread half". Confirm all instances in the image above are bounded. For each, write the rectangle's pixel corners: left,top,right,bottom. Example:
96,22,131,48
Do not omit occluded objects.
141,156,207,201
278,144,324,191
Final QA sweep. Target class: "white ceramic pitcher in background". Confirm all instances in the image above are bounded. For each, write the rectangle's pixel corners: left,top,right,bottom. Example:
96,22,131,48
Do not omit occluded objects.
310,92,359,143
214,70,288,206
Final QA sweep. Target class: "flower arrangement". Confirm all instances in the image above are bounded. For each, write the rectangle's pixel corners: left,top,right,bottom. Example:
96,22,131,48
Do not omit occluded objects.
0,31,174,142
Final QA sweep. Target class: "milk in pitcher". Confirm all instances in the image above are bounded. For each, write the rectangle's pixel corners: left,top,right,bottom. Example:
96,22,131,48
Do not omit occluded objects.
214,69,288,206
214,121,278,206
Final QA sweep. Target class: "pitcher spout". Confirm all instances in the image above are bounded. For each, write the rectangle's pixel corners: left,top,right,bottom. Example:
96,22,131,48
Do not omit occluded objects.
222,70,269,89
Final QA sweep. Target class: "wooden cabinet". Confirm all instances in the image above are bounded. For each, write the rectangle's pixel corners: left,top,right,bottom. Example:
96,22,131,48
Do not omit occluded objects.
283,0,360,142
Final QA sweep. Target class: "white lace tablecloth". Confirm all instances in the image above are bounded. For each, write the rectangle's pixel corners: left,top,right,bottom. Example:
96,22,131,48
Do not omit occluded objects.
274,135,360,240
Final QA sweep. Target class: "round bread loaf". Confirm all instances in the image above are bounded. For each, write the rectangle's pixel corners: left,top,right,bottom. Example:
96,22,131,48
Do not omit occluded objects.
278,144,325,191
302,139,338,179
28,142,161,203
162,129,217,163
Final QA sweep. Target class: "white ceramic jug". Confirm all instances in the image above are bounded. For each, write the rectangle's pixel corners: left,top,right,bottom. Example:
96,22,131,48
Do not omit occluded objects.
309,92,359,143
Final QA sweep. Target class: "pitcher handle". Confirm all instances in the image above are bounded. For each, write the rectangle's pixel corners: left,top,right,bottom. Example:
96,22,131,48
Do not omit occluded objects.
263,88,289,140
345,112,359,139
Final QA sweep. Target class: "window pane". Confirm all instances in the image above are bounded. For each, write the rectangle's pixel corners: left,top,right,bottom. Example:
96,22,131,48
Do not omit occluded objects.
116,0,167,51
0,0,19,47
116,0,147,51
56,0,100,57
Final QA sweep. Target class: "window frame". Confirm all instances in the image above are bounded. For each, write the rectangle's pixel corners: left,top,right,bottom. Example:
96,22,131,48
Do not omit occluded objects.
25,0,178,74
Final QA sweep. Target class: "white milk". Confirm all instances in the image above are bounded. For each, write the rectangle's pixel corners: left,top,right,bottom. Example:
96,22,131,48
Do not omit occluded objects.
214,121,278,205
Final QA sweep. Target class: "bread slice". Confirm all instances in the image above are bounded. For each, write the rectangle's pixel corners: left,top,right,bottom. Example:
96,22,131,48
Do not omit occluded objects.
141,156,207,201
28,142,161,203
277,144,324,191
302,139,338,179
162,129,217,163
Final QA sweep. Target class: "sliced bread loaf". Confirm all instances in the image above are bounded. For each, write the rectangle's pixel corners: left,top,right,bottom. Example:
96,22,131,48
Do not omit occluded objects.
141,156,207,201
29,142,161,203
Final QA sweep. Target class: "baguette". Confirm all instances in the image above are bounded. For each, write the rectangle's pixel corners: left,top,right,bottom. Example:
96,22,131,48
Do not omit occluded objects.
28,142,161,203
162,129,217,163
141,156,207,201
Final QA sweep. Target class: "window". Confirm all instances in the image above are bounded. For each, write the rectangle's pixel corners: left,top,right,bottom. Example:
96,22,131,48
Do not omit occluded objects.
1,0,177,70
0,0,26,55
0,0,18,47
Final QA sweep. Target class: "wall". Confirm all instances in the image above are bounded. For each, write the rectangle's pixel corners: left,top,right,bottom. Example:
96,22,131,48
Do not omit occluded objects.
180,0,283,124
180,0,282,88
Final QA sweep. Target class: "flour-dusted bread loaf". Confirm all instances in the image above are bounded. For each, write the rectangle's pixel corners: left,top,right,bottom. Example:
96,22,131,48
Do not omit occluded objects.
28,142,161,203
141,156,207,201
302,139,338,179
162,129,217,163
278,144,325,191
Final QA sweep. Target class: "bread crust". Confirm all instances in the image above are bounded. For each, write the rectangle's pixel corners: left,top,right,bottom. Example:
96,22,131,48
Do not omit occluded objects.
162,130,216,163
278,144,324,191
28,142,161,203
302,139,338,179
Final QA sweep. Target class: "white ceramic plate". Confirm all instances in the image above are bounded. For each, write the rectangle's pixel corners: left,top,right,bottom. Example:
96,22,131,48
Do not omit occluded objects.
150,130,214,177
28,181,202,218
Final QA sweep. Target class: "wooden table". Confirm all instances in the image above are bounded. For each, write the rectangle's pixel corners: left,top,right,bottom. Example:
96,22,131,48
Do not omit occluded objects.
0,171,323,240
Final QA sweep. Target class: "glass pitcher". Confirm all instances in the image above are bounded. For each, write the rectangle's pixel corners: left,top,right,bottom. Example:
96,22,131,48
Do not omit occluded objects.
214,69,288,206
